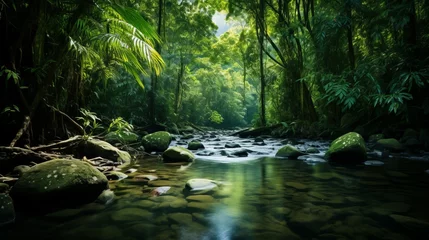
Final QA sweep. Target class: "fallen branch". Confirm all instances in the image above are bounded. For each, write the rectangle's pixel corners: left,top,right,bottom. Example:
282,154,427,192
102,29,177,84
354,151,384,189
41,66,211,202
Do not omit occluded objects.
31,135,82,152
46,103,85,135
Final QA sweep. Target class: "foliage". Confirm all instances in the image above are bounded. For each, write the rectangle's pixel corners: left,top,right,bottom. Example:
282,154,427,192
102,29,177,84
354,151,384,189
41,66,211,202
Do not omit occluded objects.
209,111,224,124
76,108,102,138
105,117,138,144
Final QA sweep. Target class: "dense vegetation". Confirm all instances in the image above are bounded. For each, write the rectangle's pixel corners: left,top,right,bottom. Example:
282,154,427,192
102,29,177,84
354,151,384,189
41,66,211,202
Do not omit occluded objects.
1,0,428,146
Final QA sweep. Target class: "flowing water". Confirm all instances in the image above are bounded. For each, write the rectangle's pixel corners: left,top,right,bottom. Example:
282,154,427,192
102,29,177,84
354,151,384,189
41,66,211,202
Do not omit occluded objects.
2,132,429,240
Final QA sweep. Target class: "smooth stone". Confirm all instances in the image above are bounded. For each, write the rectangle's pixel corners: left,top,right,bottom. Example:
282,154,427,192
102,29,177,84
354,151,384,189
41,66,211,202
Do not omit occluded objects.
195,150,215,156
149,195,179,203
192,213,208,224
364,160,384,166
169,198,188,209
285,182,309,191
275,145,307,159
289,205,334,235
134,200,155,209
162,146,195,163
185,179,218,191
142,131,172,152
125,223,157,236
187,202,213,212
186,195,215,202
270,207,292,218
0,194,15,226
188,141,205,150
305,157,326,163
125,168,137,174
306,148,320,154
96,189,115,205
0,183,9,193
150,186,171,196
149,180,181,187
225,143,241,148
389,214,429,231
168,212,193,225
312,172,336,180
308,191,327,200
134,174,158,181
111,208,153,221
325,132,367,163
106,171,128,181
229,149,248,157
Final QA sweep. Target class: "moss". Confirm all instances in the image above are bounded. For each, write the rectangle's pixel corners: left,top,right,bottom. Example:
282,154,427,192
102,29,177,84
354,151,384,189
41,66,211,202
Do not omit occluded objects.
376,138,404,152
325,132,366,163
142,131,172,152
162,146,195,163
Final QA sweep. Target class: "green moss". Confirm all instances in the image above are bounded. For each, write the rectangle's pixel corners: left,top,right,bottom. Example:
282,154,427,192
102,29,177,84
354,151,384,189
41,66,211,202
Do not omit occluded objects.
162,146,195,163
376,138,404,152
325,132,366,163
142,131,172,152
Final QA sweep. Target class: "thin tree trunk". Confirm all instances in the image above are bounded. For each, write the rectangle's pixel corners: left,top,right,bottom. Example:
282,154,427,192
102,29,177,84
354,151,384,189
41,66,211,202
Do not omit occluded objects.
258,0,266,126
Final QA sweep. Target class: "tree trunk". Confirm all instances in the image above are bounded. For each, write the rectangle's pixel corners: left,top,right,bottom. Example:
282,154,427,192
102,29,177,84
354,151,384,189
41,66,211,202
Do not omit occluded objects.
258,0,266,126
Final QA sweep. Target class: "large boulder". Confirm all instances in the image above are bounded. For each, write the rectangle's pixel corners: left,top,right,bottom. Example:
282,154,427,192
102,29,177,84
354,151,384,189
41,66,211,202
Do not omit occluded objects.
10,159,108,211
276,145,307,159
79,138,131,164
375,138,404,152
0,194,15,226
141,131,172,152
325,132,367,163
162,146,195,163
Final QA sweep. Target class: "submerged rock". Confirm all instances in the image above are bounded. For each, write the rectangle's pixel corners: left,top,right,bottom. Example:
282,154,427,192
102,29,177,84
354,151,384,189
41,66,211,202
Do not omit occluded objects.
364,160,384,166
375,138,404,152
96,189,115,205
185,178,219,193
289,204,334,235
306,148,320,154
229,149,248,157
325,132,367,163
10,159,108,211
389,214,429,231
0,194,15,226
105,171,128,181
142,131,172,152
225,143,241,148
162,146,195,163
275,145,307,159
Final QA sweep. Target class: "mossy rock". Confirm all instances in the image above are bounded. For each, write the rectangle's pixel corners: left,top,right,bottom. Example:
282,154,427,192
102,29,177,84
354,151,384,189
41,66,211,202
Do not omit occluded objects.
375,138,404,152
141,131,172,152
325,132,367,163
162,146,195,163
10,159,108,211
79,138,131,164
275,145,307,159
368,134,384,143
188,141,205,150
0,183,9,194
105,131,138,144
0,194,15,226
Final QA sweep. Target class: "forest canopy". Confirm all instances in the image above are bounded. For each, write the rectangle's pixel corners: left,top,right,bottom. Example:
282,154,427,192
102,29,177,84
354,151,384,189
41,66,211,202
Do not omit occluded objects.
1,0,428,146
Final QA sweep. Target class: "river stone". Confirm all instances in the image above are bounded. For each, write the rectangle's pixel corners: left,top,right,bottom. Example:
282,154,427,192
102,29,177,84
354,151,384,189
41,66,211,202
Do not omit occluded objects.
111,208,153,221
188,141,205,150
186,195,215,202
275,145,307,159
162,146,195,163
229,149,248,157
168,212,193,225
10,159,108,211
389,214,429,231
142,131,172,152
181,134,194,140
325,132,367,163
96,189,115,205
196,150,215,156
285,182,309,191
185,179,218,192
105,171,128,181
312,172,336,180
382,202,410,213
0,194,15,226
134,200,155,209
169,198,188,209
306,148,320,154
12,165,31,177
0,183,9,193
364,160,384,166
289,205,334,235
80,138,131,164
187,201,213,211
270,207,291,218
134,174,158,181
225,143,241,148
375,138,404,152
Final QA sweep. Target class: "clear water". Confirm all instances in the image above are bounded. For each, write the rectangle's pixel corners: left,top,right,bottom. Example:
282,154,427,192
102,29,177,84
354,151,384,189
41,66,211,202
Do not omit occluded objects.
2,135,429,240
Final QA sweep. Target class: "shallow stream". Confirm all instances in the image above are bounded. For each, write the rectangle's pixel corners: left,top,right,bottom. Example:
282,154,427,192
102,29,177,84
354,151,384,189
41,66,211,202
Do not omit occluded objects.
2,132,429,239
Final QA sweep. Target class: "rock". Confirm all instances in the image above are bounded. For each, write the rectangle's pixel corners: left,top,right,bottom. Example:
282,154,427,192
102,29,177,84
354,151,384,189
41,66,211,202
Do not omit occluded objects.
141,131,172,152
0,183,9,193
425,169,429,175
79,138,131,164
225,143,241,148
364,160,384,166
306,148,320,154
188,141,205,150
10,159,108,211
275,145,307,159
150,186,171,196
12,165,31,177
135,174,158,181
96,189,115,205
254,137,264,143
325,132,367,163
167,123,180,135
285,182,309,191
185,179,219,193
125,168,137,174
168,213,193,225
270,207,291,219
105,171,128,181
375,138,404,152
389,214,429,231
289,205,334,235
368,133,384,143
186,195,215,202
229,149,248,157
187,202,213,211
195,150,215,156
0,194,15,226
169,198,188,209
111,208,153,221
162,146,195,163
181,134,194,140
382,202,410,213
105,131,138,144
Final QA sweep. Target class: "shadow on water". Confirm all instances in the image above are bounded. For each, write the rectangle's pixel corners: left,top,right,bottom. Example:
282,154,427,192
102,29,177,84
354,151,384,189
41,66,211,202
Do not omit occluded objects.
2,154,429,240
